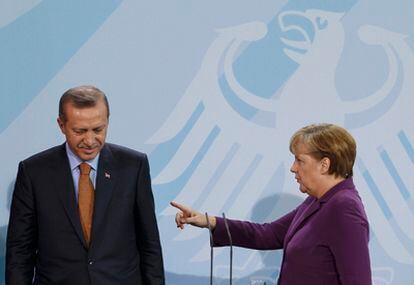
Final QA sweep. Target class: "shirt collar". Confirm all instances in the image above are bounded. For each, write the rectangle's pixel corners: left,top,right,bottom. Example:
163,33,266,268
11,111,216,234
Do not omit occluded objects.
318,177,356,204
65,143,100,171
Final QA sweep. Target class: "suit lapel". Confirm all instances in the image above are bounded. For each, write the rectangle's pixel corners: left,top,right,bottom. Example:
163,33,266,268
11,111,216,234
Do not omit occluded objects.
90,144,118,250
283,179,355,247
284,198,321,246
54,144,87,247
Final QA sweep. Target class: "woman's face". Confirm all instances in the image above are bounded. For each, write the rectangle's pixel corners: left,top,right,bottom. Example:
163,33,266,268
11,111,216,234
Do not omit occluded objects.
290,143,324,197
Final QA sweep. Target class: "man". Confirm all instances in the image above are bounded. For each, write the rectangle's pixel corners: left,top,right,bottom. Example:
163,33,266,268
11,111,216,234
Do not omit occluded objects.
6,85,165,285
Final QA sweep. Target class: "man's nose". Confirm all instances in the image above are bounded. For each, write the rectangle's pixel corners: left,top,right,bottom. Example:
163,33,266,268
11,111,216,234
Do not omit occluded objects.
84,132,95,145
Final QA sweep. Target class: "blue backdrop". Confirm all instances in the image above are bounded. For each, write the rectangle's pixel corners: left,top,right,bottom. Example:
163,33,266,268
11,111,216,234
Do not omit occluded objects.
1,1,413,284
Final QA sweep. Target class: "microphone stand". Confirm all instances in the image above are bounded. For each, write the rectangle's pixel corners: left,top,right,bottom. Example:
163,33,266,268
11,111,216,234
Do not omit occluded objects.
222,213,233,285
205,212,233,285
205,213,214,285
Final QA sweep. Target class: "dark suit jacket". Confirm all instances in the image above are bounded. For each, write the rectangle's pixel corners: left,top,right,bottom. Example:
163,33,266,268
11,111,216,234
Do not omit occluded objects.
6,143,165,285
213,178,371,285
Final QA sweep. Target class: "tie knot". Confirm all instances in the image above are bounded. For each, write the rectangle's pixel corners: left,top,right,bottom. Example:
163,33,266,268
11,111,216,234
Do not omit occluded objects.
79,163,91,175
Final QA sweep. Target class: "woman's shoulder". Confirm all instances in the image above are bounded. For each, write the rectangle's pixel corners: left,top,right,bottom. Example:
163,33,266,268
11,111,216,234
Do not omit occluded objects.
326,188,369,225
330,187,364,209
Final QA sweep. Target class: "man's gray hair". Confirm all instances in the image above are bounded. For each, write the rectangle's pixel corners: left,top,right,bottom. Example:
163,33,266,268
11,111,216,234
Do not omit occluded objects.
59,85,110,121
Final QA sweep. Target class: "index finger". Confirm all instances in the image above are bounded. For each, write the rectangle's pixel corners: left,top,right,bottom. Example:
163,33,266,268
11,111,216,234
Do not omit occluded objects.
170,201,192,214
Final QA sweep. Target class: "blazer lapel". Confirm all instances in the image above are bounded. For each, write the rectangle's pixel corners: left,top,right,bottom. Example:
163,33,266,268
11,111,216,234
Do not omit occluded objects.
284,198,321,246
54,144,87,247
283,179,355,247
90,144,118,250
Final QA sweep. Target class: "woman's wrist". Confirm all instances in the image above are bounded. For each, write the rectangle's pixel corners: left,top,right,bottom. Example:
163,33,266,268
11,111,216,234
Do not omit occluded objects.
209,216,217,230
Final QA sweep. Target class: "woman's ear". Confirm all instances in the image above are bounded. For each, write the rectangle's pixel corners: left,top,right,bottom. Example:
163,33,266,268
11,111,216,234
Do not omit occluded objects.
320,157,330,174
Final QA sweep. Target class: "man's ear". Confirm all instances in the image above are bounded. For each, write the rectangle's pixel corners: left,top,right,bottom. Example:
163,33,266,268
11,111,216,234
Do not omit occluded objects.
320,157,331,174
57,117,66,134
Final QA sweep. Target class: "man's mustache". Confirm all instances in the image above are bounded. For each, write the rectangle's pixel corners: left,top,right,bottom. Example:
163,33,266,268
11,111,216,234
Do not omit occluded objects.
78,144,99,149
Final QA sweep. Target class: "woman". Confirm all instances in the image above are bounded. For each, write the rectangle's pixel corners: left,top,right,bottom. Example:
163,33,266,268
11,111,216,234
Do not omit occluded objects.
171,123,372,285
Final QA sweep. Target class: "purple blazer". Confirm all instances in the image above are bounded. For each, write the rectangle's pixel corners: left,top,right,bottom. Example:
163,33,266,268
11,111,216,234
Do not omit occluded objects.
213,178,371,285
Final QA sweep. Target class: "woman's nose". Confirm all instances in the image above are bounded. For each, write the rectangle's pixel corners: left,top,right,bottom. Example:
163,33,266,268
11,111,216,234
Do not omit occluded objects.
290,162,297,173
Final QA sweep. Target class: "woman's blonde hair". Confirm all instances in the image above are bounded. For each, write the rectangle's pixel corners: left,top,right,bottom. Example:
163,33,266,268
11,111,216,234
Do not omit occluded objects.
289,124,356,178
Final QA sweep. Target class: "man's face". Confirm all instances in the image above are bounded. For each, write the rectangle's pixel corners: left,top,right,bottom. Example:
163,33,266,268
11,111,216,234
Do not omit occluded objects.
58,99,108,161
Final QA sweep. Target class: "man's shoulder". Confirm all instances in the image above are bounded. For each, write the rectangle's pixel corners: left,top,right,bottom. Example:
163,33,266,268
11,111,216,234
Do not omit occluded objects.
22,144,65,164
105,143,147,160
